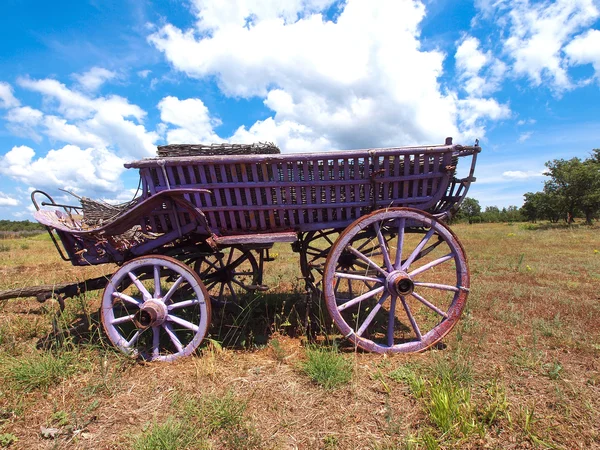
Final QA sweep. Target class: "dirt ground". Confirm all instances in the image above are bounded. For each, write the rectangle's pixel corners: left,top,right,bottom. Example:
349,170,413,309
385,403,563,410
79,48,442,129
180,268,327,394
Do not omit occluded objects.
0,222,599,449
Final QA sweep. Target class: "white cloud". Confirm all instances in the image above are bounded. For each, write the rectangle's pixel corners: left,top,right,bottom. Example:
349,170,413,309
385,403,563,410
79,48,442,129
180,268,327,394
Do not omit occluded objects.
517,131,533,143
137,69,152,78
455,36,506,96
502,170,545,179
15,77,158,158
0,144,126,196
73,67,117,92
149,0,510,149
5,106,44,141
0,192,19,207
158,96,221,144
482,0,600,90
191,0,339,31
43,115,107,148
456,97,511,140
0,82,20,109
517,118,536,126
565,29,600,77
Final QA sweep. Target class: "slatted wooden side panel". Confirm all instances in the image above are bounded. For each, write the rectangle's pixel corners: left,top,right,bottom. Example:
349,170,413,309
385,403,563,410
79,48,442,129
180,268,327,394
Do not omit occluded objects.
136,148,455,234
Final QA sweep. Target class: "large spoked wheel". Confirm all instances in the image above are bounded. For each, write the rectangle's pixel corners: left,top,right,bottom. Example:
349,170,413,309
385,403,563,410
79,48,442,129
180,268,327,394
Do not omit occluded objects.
101,255,211,362
192,246,260,305
323,208,469,353
300,229,397,298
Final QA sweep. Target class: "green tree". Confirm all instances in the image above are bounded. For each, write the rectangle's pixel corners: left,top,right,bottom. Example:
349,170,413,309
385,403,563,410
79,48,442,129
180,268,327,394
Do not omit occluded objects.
521,192,542,222
481,206,500,223
459,197,481,224
544,154,600,224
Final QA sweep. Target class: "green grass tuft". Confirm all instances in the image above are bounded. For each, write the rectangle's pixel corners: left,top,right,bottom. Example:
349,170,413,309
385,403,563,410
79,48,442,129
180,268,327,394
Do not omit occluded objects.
300,347,352,390
1,350,79,392
130,418,205,450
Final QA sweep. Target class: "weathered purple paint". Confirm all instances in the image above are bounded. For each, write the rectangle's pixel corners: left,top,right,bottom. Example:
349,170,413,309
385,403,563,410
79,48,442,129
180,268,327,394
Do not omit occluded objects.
322,207,470,354
30,139,480,359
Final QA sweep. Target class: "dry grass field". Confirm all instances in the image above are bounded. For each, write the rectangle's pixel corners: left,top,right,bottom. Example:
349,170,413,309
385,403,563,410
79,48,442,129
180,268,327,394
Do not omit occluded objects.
0,222,599,449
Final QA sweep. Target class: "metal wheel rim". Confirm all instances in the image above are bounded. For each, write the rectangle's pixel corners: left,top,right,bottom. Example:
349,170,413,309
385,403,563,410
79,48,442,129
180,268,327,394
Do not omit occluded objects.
101,255,211,362
323,207,469,353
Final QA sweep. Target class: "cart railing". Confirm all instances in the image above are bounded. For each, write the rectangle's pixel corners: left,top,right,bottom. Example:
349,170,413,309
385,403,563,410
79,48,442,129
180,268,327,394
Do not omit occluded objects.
126,141,480,235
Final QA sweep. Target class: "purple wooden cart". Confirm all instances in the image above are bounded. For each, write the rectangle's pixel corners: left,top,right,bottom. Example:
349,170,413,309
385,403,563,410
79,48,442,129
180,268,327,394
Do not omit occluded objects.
32,138,480,361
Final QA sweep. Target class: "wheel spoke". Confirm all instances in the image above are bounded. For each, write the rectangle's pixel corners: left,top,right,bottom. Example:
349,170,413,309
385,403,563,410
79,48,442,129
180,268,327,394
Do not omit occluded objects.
167,314,200,332
400,295,422,340
162,276,184,304
231,278,252,291
152,326,160,359
334,276,342,293
125,329,142,348
112,292,141,307
413,282,460,292
401,228,436,271
205,281,219,290
347,246,388,276
395,218,406,269
111,314,135,325
411,292,448,318
356,292,389,337
337,286,385,311
228,253,253,271
163,323,183,353
227,281,238,302
153,265,161,298
168,299,200,310
128,272,152,300
374,222,394,272
334,272,382,283
409,253,454,277
226,248,235,266
387,295,397,347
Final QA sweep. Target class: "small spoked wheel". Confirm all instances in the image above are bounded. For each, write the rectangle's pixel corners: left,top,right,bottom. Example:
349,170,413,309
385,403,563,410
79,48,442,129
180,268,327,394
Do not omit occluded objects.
101,255,211,361
192,246,260,305
323,208,470,353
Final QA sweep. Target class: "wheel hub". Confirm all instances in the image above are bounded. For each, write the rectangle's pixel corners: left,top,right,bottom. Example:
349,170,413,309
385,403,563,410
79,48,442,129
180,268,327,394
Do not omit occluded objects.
386,271,414,297
133,299,168,329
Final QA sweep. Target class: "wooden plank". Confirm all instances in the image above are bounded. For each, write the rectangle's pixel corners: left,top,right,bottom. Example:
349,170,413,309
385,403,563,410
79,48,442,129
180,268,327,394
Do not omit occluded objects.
250,163,267,229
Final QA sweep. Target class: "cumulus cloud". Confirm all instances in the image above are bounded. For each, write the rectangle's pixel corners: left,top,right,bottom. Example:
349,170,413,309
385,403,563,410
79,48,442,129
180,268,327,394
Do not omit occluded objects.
191,0,339,31
455,36,506,96
158,96,221,144
565,29,600,78
5,106,44,141
73,67,117,92
0,145,126,196
0,82,20,109
149,0,510,149
14,77,158,158
517,131,533,143
0,192,19,207
479,0,599,91
502,170,545,179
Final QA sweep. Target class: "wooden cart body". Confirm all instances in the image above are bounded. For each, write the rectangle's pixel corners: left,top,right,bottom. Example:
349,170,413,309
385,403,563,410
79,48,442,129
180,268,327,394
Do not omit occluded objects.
33,140,479,267
28,138,481,360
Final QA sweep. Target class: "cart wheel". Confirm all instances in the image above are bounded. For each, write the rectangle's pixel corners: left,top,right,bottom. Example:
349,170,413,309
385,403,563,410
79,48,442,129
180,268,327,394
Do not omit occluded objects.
192,246,260,305
300,228,397,298
299,229,341,297
323,208,469,353
101,255,211,362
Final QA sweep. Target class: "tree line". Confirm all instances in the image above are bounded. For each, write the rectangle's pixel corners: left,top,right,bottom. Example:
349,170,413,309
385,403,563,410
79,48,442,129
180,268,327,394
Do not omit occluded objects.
456,149,600,224
0,220,45,232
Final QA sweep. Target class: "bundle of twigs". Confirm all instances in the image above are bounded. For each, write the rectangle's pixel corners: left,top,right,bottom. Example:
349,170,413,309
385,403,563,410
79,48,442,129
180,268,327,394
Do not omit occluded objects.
80,197,137,227
156,142,280,157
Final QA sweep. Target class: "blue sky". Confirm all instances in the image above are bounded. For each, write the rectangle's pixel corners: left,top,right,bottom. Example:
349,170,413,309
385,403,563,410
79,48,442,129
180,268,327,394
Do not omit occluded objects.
1,0,599,219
